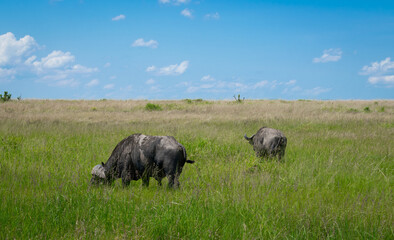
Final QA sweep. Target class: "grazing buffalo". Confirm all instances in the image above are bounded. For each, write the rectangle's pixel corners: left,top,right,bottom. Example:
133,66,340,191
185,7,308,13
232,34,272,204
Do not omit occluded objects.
244,127,287,161
90,134,194,188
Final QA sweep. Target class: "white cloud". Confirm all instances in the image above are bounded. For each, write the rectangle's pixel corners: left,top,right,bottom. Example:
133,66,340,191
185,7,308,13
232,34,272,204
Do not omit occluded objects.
132,38,158,48
367,75,394,85
253,80,269,89
0,67,16,78
31,50,75,70
146,78,155,85
159,60,189,75
313,48,342,63
360,57,394,75
86,79,99,87
26,51,97,74
67,64,97,74
147,61,189,76
0,32,98,87
0,32,37,66
104,84,114,89
360,57,394,87
112,14,125,21
205,12,220,20
285,79,297,85
104,62,111,68
146,65,156,72
201,75,215,81
181,9,193,18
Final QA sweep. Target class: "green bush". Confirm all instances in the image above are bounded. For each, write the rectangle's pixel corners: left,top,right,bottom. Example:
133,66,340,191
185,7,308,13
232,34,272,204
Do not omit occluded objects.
0,91,11,102
145,103,162,111
347,108,359,113
363,106,371,113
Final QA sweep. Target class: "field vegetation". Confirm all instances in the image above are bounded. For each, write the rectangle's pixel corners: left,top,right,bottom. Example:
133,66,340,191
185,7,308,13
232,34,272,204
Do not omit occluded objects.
0,99,393,239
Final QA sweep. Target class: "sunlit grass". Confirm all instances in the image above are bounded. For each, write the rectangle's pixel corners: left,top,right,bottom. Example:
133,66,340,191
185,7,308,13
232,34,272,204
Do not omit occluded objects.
0,100,393,239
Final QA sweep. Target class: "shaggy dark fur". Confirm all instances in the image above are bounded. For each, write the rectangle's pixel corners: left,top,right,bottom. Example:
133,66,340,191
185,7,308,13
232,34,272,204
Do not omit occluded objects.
91,134,194,188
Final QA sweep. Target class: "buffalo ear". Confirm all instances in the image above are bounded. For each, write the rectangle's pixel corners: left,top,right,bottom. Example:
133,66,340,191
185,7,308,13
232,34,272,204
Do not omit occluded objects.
101,162,105,167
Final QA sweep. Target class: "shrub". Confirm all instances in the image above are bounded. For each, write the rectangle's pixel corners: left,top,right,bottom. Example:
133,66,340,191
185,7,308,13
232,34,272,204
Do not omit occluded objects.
347,108,359,113
145,103,162,111
233,94,244,103
363,106,371,113
0,91,11,102
184,99,193,104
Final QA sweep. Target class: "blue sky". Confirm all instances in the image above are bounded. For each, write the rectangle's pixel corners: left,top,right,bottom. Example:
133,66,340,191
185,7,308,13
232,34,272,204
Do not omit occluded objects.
0,0,393,100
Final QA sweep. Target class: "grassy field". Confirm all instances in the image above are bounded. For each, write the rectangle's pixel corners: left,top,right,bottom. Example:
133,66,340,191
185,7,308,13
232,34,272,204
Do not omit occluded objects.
0,99,393,239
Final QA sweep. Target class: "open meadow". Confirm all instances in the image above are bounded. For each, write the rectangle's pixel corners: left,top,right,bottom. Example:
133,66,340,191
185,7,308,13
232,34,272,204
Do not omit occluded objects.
0,99,393,239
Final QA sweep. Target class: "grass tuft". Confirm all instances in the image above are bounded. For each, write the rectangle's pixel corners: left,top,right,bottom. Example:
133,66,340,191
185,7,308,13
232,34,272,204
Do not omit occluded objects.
145,103,162,111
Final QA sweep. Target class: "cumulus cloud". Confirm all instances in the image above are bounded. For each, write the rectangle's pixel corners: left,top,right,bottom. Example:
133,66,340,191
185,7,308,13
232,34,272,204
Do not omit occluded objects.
27,51,98,77
360,57,394,86
132,38,158,48
205,12,220,20
112,14,125,21
313,48,342,63
159,61,189,75
146,65,156,72
104,62,111,68
86,79,99,87
360,57,394,75
0,32,98,87
0,32,37,66
147,61,189,76
31,50,74,70
181,9,193,18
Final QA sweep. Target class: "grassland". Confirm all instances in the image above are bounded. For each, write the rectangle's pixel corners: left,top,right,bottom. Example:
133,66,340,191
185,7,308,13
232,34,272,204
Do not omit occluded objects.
0,99,393,239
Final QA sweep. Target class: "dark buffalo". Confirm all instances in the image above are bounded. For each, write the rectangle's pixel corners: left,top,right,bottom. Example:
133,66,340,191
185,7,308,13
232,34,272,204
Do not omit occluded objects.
244,127,287,161
90,134,194,188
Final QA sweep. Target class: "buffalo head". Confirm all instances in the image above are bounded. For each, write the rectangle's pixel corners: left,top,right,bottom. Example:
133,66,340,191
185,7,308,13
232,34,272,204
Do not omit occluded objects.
90,162,108,185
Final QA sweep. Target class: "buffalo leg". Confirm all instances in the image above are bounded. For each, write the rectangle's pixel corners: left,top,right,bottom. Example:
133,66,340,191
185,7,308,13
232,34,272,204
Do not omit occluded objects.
167,174,175,188
142,164,152,187
121,171,131,187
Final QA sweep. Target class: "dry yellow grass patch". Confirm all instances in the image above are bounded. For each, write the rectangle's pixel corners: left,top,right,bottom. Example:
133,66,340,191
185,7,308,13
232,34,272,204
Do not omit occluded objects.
1,99,392,124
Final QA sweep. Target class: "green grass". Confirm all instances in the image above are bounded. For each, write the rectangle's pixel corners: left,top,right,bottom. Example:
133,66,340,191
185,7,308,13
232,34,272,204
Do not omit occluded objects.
0,100,393,239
